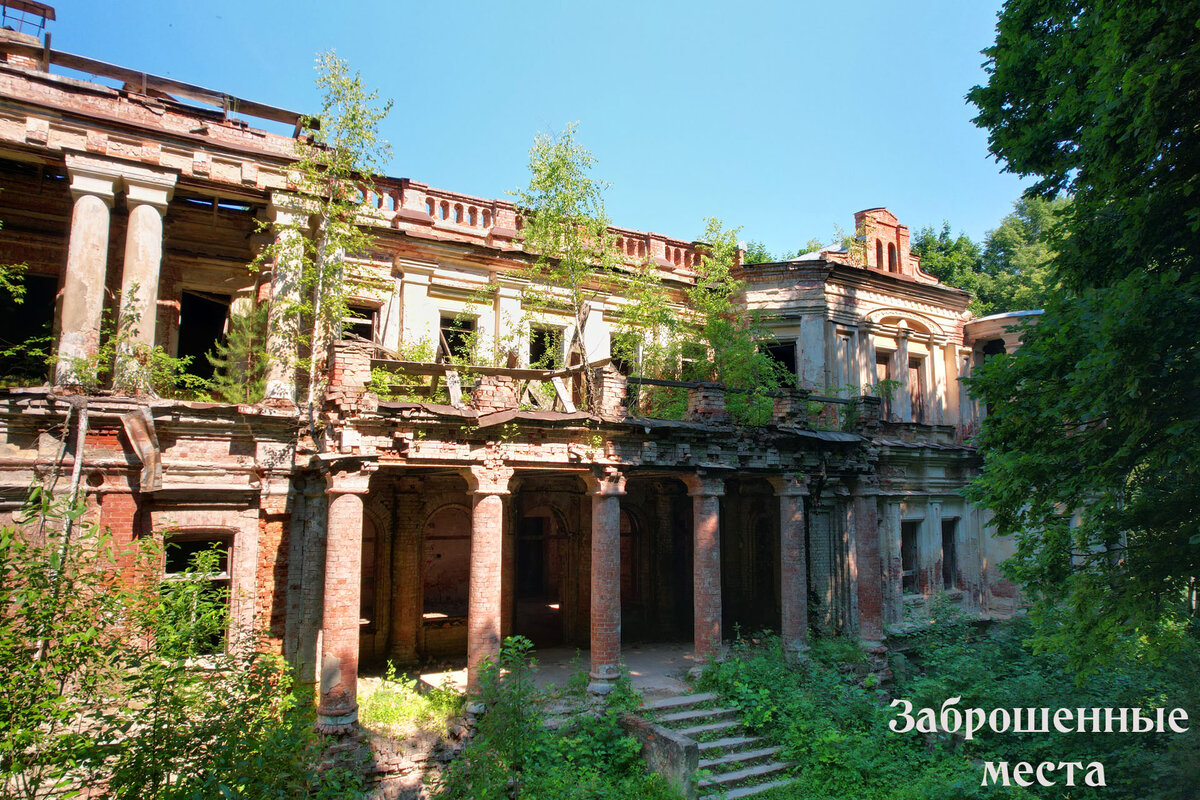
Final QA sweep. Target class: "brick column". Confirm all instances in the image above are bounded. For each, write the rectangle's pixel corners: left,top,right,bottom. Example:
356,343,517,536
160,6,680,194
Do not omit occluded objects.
851,484,885,645
772,475,809,660
264,194,310,403
317,468,371,734
685,473,726,660
584,467,626,694
115,171,177,390
463,464,514,690
56,155,117,384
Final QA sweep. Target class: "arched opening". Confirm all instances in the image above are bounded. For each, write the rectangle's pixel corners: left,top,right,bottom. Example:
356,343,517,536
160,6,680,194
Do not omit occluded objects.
721,477,781,636
514,506,569,646
876,240,884,269
888,242,897,272
421,505,471,658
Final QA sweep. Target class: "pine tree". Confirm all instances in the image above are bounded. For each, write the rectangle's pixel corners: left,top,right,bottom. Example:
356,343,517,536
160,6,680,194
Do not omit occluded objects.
206,303,268,404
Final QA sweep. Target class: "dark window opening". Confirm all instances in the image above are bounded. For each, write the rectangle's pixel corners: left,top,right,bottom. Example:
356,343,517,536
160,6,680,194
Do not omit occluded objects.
982,338,1006,358
529,325,563,369
177,290,231,382
344,304,378,343
0,272,55,384
610,332,637,376
163,534,231,654
760,340,797,377
942,519,958,590
438,315,476,362
908,357,925,423
901,520,920,594
876,353,893,419
875,240,884,269
681,341,707,381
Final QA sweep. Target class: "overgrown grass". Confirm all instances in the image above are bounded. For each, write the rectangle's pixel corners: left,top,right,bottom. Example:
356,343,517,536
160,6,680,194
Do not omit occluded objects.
358,662,464,736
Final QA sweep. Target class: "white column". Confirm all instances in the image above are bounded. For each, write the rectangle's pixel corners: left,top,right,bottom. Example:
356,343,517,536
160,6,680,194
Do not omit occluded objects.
894,329,912,421
56,155,117,384
115,171,177,390
798,314,826,391
928,340,946,424
264,194,310,402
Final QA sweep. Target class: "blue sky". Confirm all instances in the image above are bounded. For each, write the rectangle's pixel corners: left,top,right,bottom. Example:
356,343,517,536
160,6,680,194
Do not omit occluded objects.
48,0,1027,256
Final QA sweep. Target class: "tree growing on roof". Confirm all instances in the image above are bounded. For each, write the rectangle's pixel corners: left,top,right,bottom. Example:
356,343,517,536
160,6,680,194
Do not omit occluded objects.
513,122,624,411
256,51,392,437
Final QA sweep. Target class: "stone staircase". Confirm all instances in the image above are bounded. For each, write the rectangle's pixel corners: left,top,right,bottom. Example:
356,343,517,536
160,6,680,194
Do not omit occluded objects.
642,692,796,799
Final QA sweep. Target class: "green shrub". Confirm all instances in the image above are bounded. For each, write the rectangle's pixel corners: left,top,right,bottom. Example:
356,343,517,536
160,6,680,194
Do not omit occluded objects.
0,490,365,799
435,636,680,800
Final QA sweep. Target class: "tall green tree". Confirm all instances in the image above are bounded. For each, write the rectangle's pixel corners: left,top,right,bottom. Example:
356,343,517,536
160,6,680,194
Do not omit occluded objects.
514,123,623,409
966,0,1200,669
259,51,391,432
206,303,269,404
912,196,1064,316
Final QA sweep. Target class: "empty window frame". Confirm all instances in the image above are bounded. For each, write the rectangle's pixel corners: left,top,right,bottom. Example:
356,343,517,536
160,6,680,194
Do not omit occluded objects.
876,352,893,419
344,304,379,343
610,332,638,376
438,314,476,362
760,340,797,378
0,272,55,383
681,341,708,381
941,518,959,590
162,533,232,653
177,290,232,383
528,324,564,369
908,357,925,423
888,242,898,272
901,520,920,594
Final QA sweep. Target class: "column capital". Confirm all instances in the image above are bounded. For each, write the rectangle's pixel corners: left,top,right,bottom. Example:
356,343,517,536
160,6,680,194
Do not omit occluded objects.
268,191,317,227
768,473,810,497
64,152,117,206
583,466,626,496
683,471,726,498
463,464,515,496
123,171,177,213
325,467,372,495
65,152,178,210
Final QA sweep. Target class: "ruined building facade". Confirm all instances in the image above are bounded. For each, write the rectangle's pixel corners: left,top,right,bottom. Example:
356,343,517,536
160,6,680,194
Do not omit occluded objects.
0,25,1030,731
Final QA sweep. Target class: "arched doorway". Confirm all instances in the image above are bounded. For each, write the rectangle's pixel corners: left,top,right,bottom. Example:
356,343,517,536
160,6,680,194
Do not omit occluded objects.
421,505,471,659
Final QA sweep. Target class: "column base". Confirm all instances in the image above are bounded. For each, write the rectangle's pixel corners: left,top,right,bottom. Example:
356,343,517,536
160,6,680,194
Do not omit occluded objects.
588,665,621,695
315,704,358,735
783,641,811,665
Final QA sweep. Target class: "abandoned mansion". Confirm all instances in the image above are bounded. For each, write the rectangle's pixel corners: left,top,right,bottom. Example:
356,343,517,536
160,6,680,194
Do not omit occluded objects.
0,12,1032,732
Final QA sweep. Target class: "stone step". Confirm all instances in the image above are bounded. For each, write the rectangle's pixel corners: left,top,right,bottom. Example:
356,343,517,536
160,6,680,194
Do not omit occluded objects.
699,760,793,788
657,706,738,724
640,692,717,712
702,777,795,799
697,735,761,752
699,745,783,770
678,719,740,738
